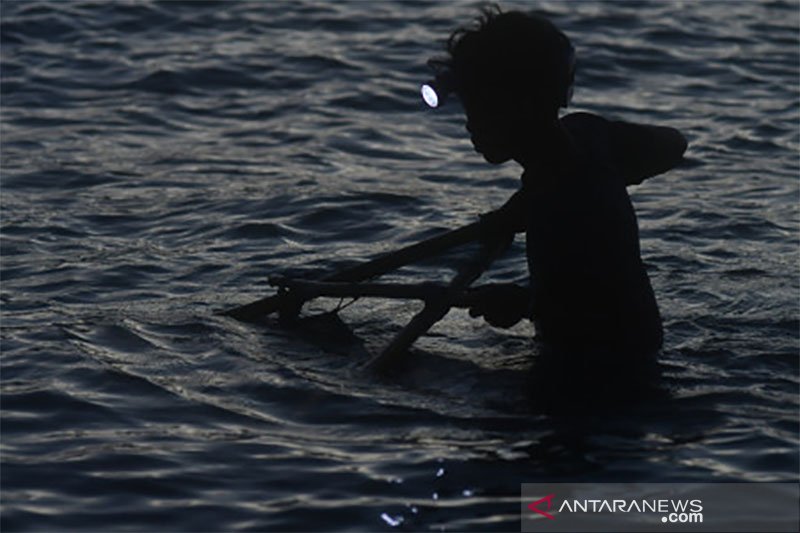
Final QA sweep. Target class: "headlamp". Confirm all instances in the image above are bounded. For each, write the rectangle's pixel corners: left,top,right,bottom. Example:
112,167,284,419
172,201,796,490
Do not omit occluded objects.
420,43,577,110
420,82,441,108
420,62,455,109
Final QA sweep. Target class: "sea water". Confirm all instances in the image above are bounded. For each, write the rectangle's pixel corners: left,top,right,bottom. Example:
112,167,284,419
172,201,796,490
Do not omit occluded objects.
1,1,798,530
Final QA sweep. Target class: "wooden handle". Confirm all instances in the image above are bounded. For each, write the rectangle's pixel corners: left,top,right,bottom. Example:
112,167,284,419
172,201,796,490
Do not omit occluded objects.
267,277,495,308
365,239,506,374
221,220,485,321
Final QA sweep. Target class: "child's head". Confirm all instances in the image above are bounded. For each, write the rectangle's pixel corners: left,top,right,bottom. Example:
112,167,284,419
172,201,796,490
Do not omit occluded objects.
432,8,574,163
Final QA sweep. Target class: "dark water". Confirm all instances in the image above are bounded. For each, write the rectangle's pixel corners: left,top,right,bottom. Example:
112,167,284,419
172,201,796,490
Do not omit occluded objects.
1,0,798,531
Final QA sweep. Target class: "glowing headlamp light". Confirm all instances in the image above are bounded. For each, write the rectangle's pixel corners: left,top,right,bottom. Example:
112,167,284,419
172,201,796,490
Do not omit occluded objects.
420,65,455,108
421,80,453,108
421,83,441,108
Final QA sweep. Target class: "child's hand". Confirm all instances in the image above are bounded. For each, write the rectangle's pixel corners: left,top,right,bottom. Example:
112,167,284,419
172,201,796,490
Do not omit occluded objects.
467,283,530,328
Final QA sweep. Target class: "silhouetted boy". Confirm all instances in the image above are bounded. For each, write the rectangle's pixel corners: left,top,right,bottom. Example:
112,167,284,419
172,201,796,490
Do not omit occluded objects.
425,8,686,403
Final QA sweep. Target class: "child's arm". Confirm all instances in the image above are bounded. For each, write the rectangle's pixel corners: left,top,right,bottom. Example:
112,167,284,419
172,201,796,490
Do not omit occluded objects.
610,121,688,185
478,188,528,241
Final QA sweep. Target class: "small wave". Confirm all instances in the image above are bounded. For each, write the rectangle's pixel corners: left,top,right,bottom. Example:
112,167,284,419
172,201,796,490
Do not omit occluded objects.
1,168,118,191
122,67,263,95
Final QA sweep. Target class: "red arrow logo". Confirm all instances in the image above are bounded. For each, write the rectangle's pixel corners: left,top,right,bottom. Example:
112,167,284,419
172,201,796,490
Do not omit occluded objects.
527,494,556,520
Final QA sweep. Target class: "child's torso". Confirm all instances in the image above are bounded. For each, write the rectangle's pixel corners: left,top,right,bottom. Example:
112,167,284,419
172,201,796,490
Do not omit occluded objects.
523,112,663,353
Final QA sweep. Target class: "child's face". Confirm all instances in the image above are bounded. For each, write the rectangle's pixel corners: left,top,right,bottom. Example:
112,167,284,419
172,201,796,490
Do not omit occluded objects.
462,96,531,165
462,90,557,165
465,110,515,164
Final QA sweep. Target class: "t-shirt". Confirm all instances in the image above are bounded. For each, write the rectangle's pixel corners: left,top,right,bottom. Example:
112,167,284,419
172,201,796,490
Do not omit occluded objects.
523,112,664,355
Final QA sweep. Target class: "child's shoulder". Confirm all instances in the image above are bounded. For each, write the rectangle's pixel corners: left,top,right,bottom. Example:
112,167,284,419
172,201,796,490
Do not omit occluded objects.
560,112,687,184
560,111,610,129
560,111,652,150
558,112,615,162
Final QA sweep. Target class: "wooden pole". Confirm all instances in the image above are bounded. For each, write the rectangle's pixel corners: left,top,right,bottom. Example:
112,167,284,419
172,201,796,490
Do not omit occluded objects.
221,220,485,321
365,239,507,374
268,277,489,307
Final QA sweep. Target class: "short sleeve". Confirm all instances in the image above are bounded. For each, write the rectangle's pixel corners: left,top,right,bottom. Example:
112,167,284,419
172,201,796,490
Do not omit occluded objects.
608,120,688,185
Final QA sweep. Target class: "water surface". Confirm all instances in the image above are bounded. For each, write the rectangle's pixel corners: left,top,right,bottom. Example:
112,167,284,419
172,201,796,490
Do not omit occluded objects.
2,1,798,530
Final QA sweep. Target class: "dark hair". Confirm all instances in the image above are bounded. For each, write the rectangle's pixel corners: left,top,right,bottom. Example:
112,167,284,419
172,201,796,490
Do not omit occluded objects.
432,6,573,112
